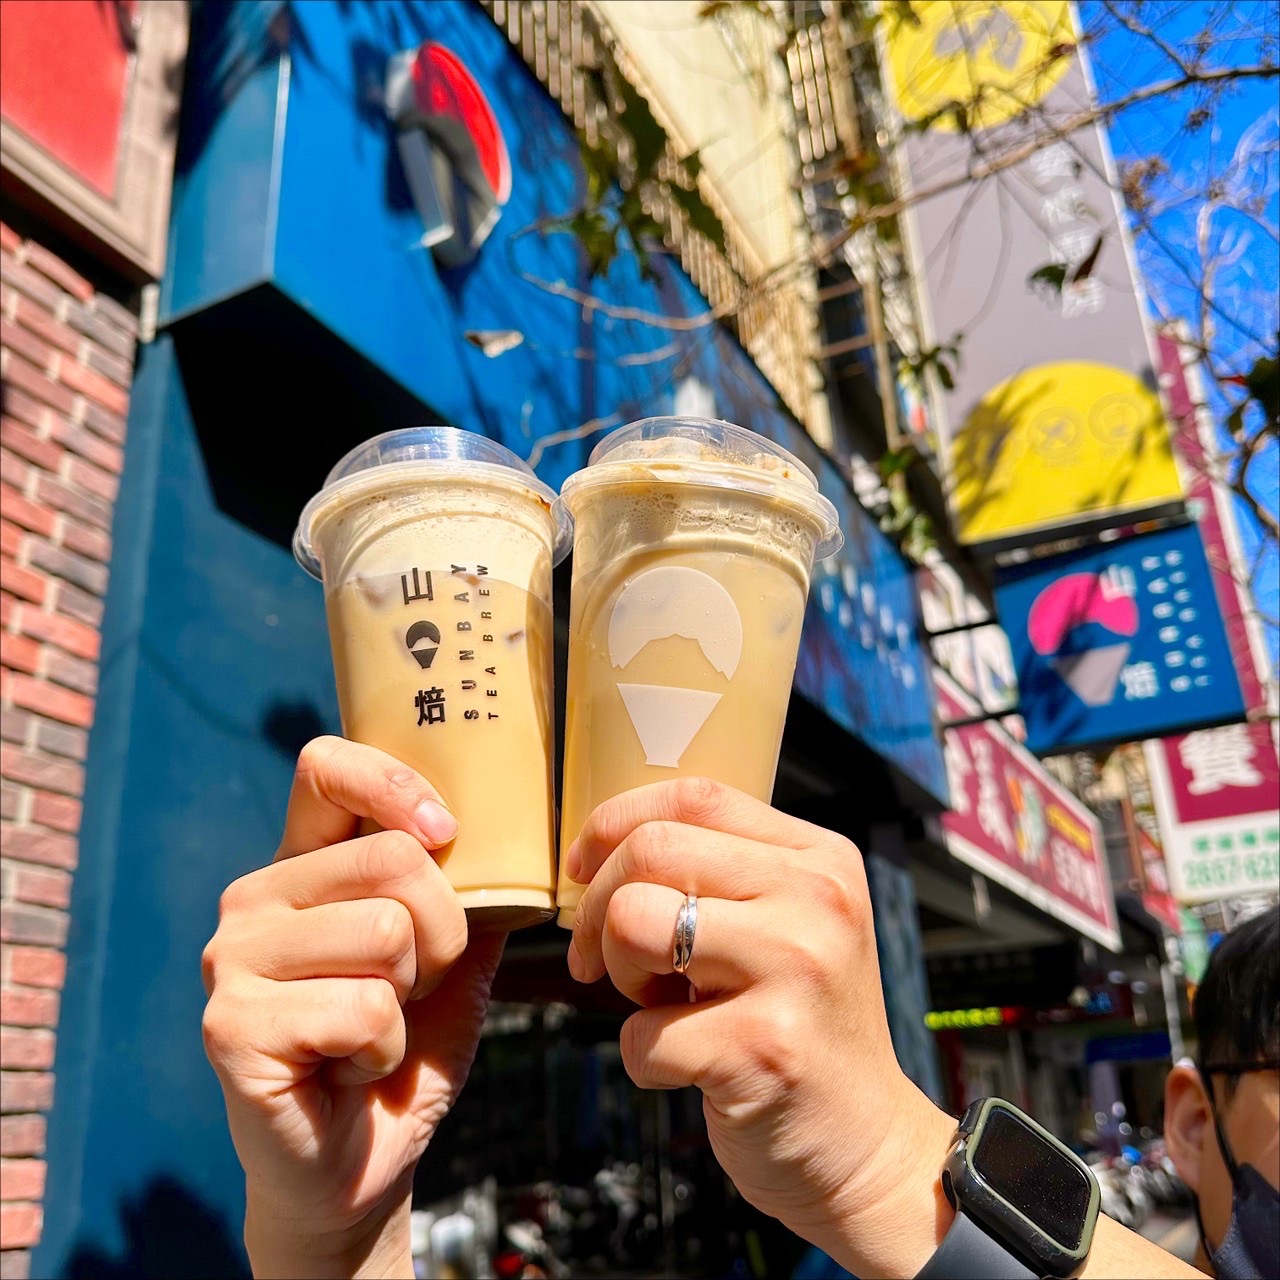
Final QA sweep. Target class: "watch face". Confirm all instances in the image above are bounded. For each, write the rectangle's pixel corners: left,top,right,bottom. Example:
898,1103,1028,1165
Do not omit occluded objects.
972,1106,1093,1248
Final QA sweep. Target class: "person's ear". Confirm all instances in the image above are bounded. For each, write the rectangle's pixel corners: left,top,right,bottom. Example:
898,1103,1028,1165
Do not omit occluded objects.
1164,1060,1211,1193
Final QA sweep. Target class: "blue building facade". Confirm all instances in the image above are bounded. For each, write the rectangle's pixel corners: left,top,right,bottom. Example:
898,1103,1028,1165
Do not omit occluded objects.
36,4,947,1273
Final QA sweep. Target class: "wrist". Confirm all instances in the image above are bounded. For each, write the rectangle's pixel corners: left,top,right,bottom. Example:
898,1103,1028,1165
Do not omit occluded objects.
807,1089,957,1280
244,1190,413,1279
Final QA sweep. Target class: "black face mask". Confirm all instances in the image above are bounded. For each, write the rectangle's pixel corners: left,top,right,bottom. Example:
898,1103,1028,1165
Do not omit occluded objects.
1193,1066,1280,1280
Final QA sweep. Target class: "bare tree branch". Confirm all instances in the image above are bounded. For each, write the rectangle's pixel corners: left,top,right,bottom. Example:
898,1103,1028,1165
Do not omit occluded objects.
817,61,1280,261
525,414,623,471
1232,426,1280,541
1097,0,1193,77
510,268,729,330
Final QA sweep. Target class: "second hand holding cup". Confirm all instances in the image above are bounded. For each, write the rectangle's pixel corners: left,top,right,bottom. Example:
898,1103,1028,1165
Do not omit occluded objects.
554,416,842,928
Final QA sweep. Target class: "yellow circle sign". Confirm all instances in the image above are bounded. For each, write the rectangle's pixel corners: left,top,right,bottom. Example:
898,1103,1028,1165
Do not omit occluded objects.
950,360,1181,543
885,1,1075,132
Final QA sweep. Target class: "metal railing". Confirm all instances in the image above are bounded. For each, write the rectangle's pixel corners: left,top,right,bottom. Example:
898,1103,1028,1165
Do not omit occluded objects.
481,0,820,434
783,2,934,452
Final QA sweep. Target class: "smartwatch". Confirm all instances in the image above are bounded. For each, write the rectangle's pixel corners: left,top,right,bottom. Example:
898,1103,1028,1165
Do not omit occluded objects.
916,1098,1100,1279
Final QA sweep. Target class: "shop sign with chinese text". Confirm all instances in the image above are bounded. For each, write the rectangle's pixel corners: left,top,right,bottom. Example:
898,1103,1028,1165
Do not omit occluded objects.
1137,829,1182,933
1102,742,1181,933
936,670,1120,950
1145,725,1280,904
996,524,1246,754
880,1,1182,548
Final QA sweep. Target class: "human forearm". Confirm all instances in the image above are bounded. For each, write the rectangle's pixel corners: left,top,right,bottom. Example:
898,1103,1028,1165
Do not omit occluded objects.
1078,1212,1204,1279
800,1096,956,1279
244,1191,413,1279
203,740,498,1280
565,783,1206,1280
807,1095,1202,1280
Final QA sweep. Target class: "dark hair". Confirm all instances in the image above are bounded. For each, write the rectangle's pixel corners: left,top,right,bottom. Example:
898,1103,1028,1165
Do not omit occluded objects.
1194,909,1280,1095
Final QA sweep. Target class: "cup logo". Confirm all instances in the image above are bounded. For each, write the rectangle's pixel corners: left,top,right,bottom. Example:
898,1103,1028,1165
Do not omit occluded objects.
405,620,442,669
608,567,742,767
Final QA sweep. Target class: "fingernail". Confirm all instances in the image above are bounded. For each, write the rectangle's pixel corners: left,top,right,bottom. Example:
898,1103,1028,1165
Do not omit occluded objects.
564,839,581,882
415,799,458,846
566,939,584,981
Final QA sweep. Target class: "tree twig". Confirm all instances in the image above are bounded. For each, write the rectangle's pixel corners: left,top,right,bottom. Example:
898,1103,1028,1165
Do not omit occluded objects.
525,414,623,471
818,62,1280,261
1231,425,1280,541
1097,0,1193,77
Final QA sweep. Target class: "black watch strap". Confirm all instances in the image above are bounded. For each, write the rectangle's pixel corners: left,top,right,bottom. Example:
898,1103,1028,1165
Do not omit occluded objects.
916,1207,1039,1279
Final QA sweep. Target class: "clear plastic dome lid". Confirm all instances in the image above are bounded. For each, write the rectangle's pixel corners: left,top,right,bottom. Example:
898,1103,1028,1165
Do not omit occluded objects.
562,416,843,559
293,426,572,577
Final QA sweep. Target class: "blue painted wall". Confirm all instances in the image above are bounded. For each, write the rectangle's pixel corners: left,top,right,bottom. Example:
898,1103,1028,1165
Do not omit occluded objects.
162,1,288,320
38,3,946,1271
163,0,946,799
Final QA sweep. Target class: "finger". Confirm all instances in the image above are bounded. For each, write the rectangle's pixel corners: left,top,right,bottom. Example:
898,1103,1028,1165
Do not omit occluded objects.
277,736,458,860
204,976,406,1093
223,898,418,1005
220,829,468,1001
570,822,784,984
618,998,743,1092
592,882,751,1006
566,777,820,887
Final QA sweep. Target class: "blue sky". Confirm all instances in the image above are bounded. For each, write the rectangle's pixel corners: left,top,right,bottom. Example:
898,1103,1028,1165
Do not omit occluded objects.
1084,0,1279,676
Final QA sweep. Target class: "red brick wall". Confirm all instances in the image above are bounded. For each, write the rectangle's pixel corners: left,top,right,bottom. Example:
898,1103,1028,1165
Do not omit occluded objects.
0,222,134,1280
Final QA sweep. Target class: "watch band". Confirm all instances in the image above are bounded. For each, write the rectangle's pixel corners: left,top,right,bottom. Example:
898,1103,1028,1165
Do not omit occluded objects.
916,1207,1039,1280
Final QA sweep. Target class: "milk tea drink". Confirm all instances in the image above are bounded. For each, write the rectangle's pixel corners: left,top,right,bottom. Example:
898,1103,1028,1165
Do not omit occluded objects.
555,418,842,927
295,429,572,930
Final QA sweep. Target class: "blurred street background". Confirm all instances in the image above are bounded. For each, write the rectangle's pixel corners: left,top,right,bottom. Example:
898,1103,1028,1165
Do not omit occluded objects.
0,1,1276,1277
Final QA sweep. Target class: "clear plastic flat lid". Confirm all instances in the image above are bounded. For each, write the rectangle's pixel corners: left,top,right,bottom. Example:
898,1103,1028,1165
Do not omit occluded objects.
293,426,571,578
562,416,843,559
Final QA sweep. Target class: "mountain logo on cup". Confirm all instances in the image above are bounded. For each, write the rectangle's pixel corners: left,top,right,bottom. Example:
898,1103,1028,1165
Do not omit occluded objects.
405,620,442,669
608,567,742,767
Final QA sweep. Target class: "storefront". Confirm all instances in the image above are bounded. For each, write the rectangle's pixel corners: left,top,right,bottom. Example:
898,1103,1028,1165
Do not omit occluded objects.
33,3,949,1276
924,952,1175,1143
901,669,1181,1154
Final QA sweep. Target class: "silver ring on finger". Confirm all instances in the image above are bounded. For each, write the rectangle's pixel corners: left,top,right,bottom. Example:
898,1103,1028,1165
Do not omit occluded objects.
672,893,698,976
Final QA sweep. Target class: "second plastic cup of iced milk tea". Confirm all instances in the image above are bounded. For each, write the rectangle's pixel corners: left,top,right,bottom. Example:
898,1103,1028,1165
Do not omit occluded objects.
554,417,843,927
294,428,572,930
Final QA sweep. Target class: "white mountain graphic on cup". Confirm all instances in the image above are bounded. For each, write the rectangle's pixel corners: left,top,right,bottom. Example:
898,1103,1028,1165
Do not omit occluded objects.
608,566,743,767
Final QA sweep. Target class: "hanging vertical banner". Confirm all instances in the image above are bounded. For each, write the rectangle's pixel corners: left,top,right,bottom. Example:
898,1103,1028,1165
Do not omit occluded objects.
1141,334,1280,906
1136,828,1182,933
880,2,1183,548
996,524,1247,754
936,669,1120,951
1157,332,1272,712
1102,742,1181,933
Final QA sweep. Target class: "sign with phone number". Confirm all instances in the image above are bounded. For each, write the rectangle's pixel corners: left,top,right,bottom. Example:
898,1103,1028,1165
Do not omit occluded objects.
1165,816,1280,904
1181,846,1279,895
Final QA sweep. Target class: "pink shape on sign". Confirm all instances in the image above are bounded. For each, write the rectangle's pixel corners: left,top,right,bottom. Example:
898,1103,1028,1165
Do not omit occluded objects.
1027,572,1139,655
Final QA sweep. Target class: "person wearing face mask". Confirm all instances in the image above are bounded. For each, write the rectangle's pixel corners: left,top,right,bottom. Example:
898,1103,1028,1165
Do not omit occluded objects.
1163,909,1280,1280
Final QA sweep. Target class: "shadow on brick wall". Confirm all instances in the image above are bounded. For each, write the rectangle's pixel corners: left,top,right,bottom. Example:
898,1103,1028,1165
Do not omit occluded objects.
64,1176,249,1279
